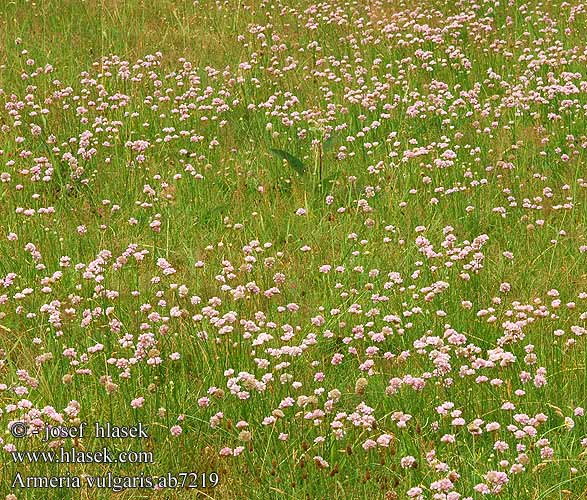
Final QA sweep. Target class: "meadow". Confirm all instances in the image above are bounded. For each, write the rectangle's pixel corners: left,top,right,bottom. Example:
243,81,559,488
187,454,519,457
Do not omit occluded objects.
1,0,587,498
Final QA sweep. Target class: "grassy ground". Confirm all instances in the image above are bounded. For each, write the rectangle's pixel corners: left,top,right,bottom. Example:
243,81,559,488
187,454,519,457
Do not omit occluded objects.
1,0,587,498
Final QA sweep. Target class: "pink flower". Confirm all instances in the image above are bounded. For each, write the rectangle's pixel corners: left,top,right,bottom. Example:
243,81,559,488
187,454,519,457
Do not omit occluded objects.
407,487,423,498
130,397,145,409
362,439,377,451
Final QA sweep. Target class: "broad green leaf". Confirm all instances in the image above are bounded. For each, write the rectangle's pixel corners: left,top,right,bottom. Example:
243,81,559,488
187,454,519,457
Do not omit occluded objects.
269,148,307,175
322,133,339,152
